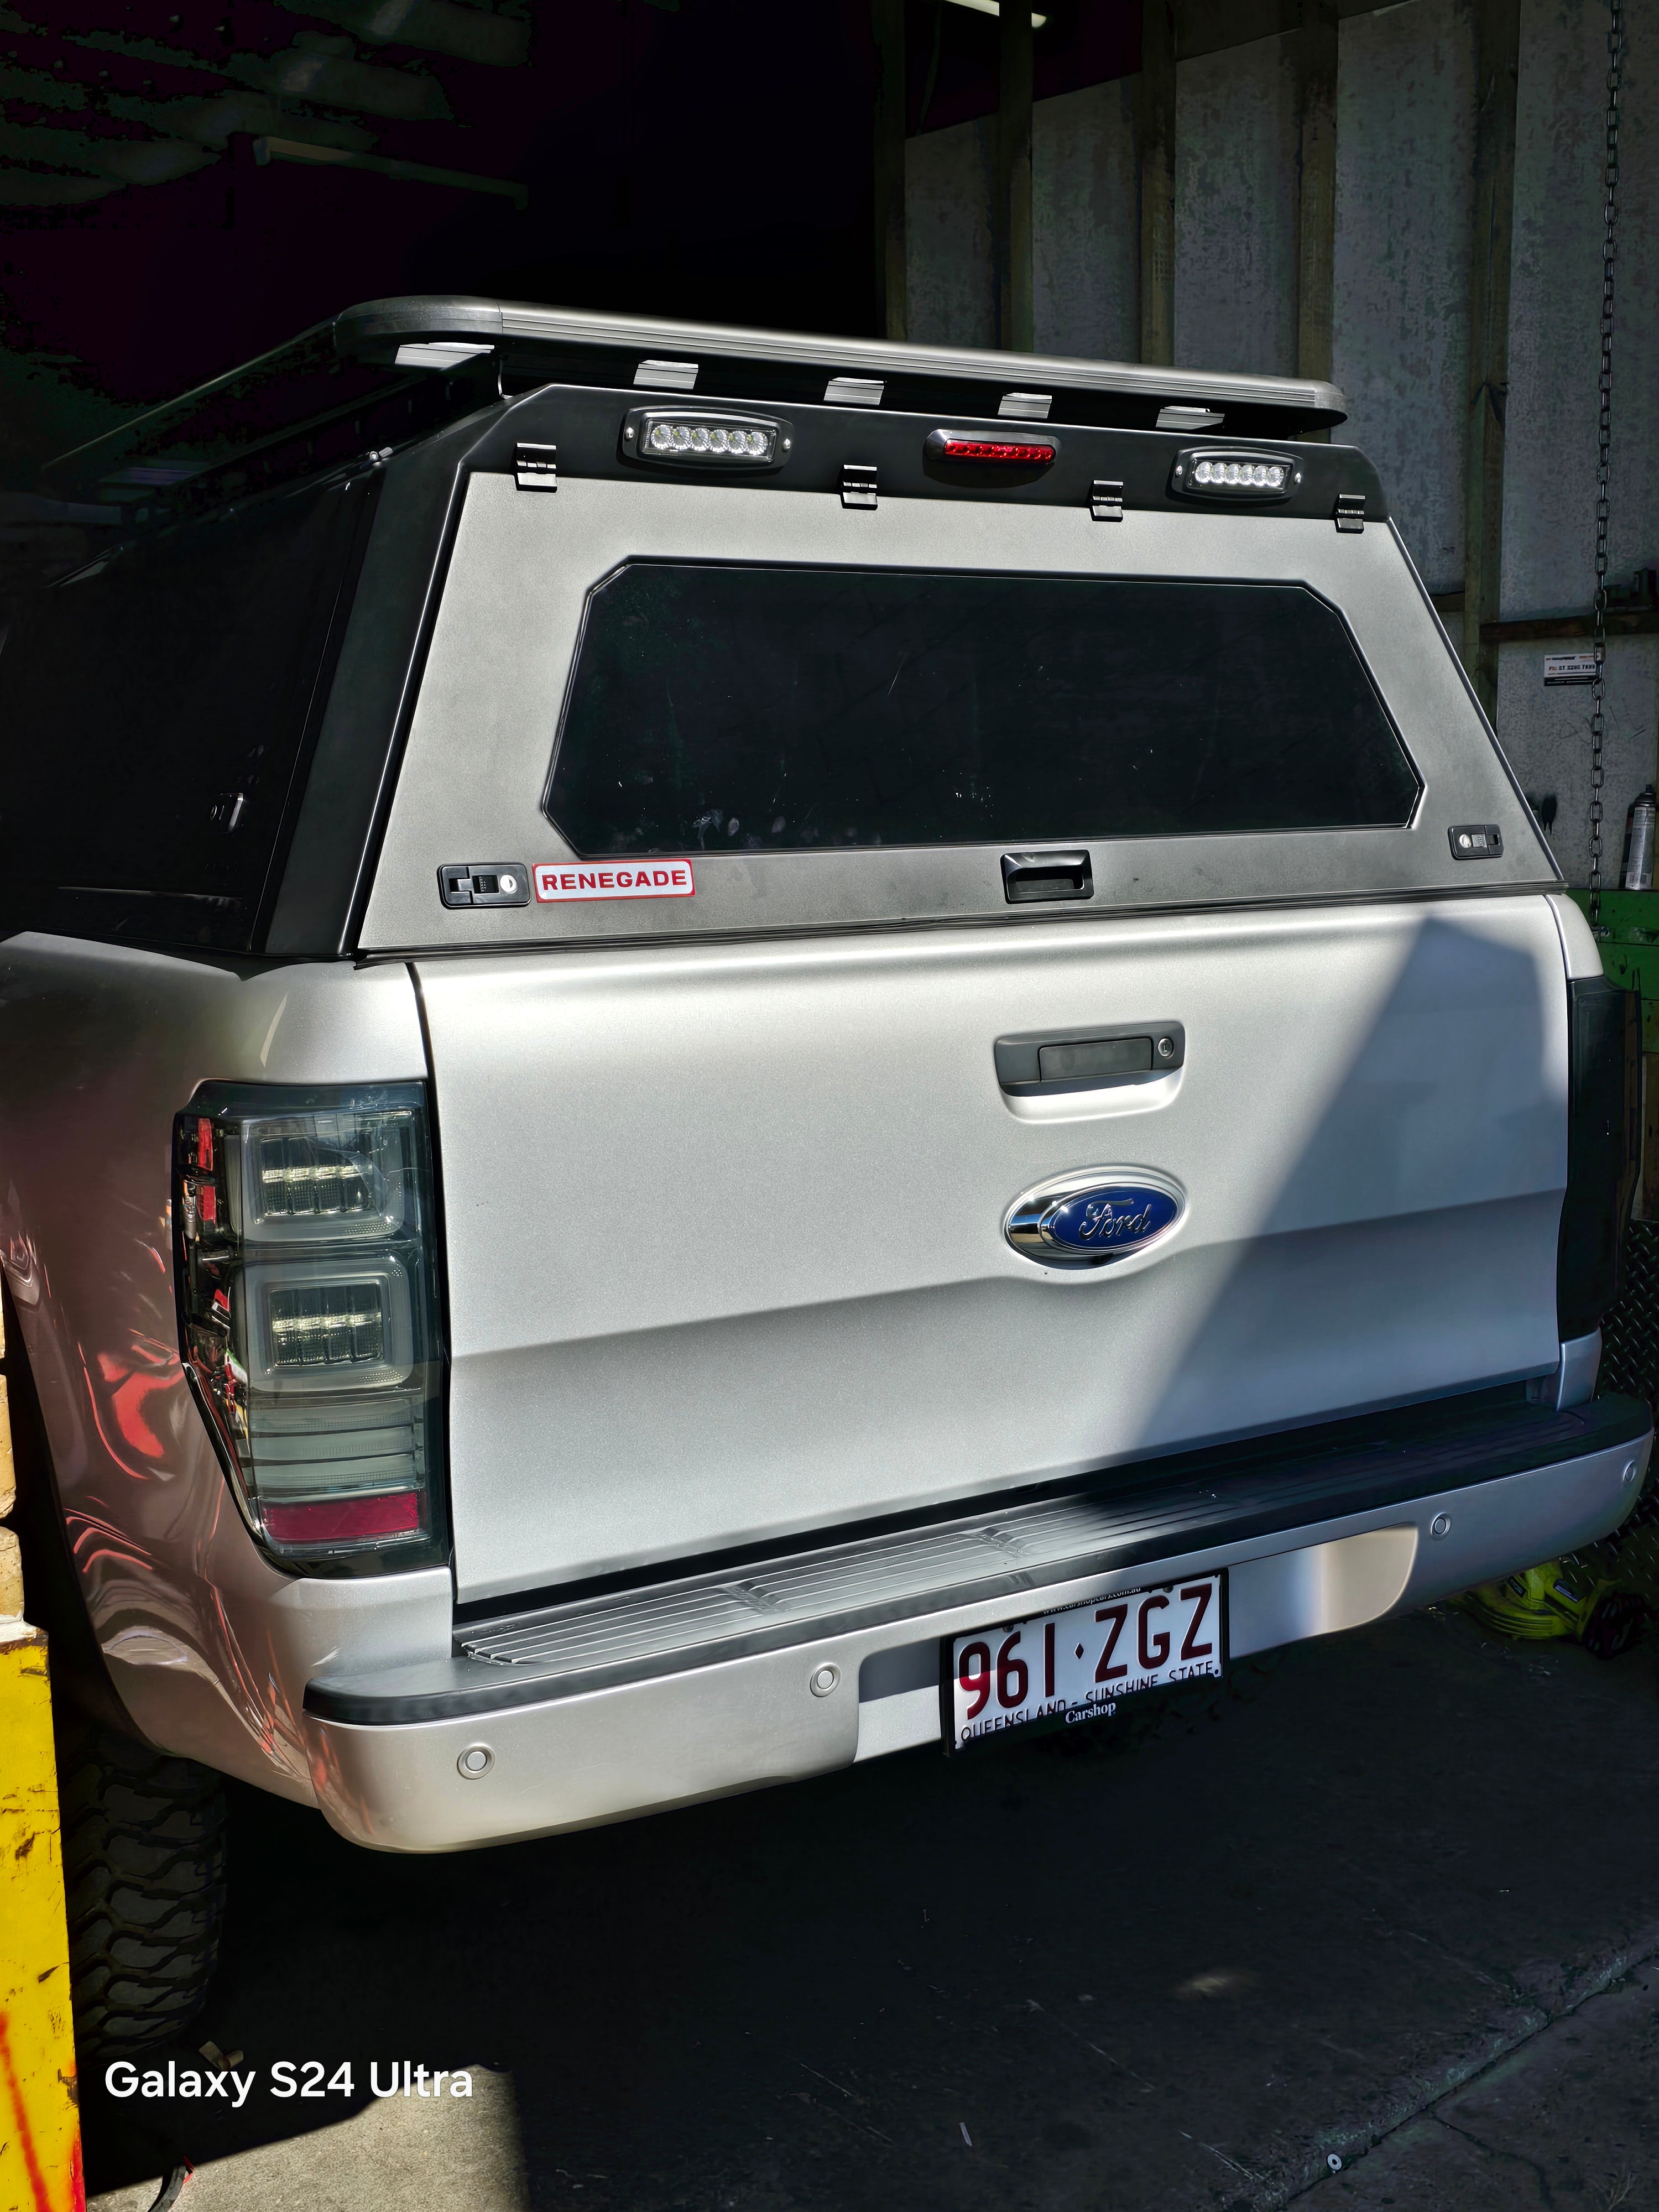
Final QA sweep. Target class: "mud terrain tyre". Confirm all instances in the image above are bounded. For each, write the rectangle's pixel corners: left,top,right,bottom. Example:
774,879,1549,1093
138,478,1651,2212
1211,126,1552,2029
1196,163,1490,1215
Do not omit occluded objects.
59,1723,227,2054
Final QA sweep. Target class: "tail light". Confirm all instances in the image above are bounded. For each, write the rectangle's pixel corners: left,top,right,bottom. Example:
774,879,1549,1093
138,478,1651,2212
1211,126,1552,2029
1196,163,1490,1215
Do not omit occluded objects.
174,1083,445,1573
1556,978,1640,1341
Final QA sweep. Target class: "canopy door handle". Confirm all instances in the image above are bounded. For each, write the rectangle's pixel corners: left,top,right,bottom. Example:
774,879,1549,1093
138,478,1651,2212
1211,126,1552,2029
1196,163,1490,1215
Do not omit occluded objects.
1000,850,1093,904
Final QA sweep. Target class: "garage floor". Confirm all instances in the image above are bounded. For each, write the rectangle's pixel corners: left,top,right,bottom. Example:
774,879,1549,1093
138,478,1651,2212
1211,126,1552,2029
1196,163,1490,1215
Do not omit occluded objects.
84,1605,1659,2212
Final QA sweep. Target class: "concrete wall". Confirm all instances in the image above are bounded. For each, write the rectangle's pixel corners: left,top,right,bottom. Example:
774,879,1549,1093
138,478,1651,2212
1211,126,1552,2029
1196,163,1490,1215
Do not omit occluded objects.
906,117,995,351
1498,0,1659,880
1174,31,1300,377
1032,80,1138,362
905,0,1658,882
1507,0,1658,617
1332,0,1473,597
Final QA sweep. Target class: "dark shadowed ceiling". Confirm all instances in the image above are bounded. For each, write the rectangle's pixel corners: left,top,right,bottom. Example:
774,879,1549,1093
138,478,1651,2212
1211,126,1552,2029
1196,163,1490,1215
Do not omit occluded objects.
0,0,1140,491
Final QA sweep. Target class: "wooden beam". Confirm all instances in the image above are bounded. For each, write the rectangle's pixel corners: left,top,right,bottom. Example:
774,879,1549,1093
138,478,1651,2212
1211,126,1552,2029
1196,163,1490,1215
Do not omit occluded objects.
1432,598,1659,646
996,0,1035,351
871,0,907,342
1464,0,1521,719
1137,0,1177,365
1295,0,1338,387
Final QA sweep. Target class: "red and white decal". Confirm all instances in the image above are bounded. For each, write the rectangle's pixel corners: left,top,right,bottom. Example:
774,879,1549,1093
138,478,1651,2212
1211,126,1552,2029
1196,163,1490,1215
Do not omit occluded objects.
533,859,696,903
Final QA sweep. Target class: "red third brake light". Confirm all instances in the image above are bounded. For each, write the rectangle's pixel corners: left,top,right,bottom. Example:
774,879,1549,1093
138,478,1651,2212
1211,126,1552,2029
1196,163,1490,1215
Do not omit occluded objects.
938,437,1056,465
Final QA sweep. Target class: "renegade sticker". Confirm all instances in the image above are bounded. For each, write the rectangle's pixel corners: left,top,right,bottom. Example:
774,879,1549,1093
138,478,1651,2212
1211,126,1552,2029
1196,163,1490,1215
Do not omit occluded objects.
534,860,695,902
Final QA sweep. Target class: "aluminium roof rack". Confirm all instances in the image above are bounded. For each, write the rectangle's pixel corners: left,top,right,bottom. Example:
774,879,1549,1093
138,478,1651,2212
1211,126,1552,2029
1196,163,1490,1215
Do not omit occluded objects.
43,293,1346,517
337,295,1345,422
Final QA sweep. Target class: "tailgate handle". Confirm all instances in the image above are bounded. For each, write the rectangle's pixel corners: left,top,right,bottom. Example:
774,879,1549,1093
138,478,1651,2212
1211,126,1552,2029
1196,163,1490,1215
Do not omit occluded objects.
1039,1037,1150,1081
995,1022,1185,1094
1001,850,1093,903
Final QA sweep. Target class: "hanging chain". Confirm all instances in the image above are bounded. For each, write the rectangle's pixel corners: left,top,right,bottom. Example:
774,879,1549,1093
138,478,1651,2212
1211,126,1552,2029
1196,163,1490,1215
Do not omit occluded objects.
1589,0,1625,919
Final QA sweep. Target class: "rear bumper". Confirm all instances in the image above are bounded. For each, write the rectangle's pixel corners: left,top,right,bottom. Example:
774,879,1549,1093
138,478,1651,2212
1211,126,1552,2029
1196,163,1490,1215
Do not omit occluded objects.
302,1392,1651,1851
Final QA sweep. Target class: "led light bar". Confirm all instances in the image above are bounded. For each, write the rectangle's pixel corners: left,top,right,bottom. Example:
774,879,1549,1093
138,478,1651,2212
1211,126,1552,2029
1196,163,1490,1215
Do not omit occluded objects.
623,406,788,469
1171,447,1299,500
1194,458,1286,488
174,1084,445,1573
925,428,1058,467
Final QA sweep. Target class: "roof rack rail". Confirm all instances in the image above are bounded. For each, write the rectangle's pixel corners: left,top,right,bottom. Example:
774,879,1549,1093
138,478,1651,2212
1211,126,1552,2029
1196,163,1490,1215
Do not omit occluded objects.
338,294,1344,420
41,294,1345,519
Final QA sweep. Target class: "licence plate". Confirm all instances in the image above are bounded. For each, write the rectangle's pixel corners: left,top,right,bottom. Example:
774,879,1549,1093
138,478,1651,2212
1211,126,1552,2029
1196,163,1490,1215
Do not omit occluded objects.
943,1573,1225,1751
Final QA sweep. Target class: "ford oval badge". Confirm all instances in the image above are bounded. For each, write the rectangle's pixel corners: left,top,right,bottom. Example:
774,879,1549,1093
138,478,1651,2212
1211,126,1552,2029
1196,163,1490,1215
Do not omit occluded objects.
1005,1172,1182,1270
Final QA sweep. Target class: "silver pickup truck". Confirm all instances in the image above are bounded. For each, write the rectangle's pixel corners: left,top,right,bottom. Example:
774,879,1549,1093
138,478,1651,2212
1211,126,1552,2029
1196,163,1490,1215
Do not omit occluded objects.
0,297,1646,2052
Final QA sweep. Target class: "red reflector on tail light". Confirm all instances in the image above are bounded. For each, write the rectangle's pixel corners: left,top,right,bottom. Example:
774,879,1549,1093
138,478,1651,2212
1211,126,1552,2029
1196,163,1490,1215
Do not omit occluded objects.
927,429,1057,467
263,1493,421,1545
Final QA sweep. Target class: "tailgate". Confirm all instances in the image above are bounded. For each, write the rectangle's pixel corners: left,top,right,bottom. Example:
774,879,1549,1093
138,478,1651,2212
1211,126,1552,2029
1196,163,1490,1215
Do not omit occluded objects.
420,896,1567,1601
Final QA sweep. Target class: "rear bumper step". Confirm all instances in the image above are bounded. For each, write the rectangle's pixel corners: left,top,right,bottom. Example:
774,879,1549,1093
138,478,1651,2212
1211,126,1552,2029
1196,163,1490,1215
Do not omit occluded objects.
308,1391,1651,1729
300,1400,1650,1851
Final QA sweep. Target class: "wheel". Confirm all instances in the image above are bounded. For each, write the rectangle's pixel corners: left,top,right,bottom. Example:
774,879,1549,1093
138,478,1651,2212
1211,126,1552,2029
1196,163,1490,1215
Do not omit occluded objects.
58,1721,227,2054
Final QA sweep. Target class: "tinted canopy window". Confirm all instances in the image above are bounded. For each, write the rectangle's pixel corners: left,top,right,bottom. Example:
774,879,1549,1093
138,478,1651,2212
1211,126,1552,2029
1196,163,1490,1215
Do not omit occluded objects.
547,564,1419,855
0,474,368,950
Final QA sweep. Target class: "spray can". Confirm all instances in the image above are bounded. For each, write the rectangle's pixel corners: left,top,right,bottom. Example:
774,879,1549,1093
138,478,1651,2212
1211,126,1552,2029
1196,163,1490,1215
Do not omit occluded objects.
1624,786,1657,890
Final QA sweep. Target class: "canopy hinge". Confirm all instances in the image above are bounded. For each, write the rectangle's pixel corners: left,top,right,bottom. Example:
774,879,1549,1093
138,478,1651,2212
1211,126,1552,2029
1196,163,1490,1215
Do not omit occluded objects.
515,443,558,491
841,463,878,510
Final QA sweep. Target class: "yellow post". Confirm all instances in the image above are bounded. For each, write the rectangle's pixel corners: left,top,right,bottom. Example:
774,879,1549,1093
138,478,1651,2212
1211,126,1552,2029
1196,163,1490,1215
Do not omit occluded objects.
1,1625,82,2212
0,1288,82,2212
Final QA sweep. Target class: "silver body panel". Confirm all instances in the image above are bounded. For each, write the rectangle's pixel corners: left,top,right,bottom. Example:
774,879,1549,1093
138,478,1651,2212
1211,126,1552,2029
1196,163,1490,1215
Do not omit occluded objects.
0,938,450,1798
1549,890,1607,979
1537,1328,1603,1410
